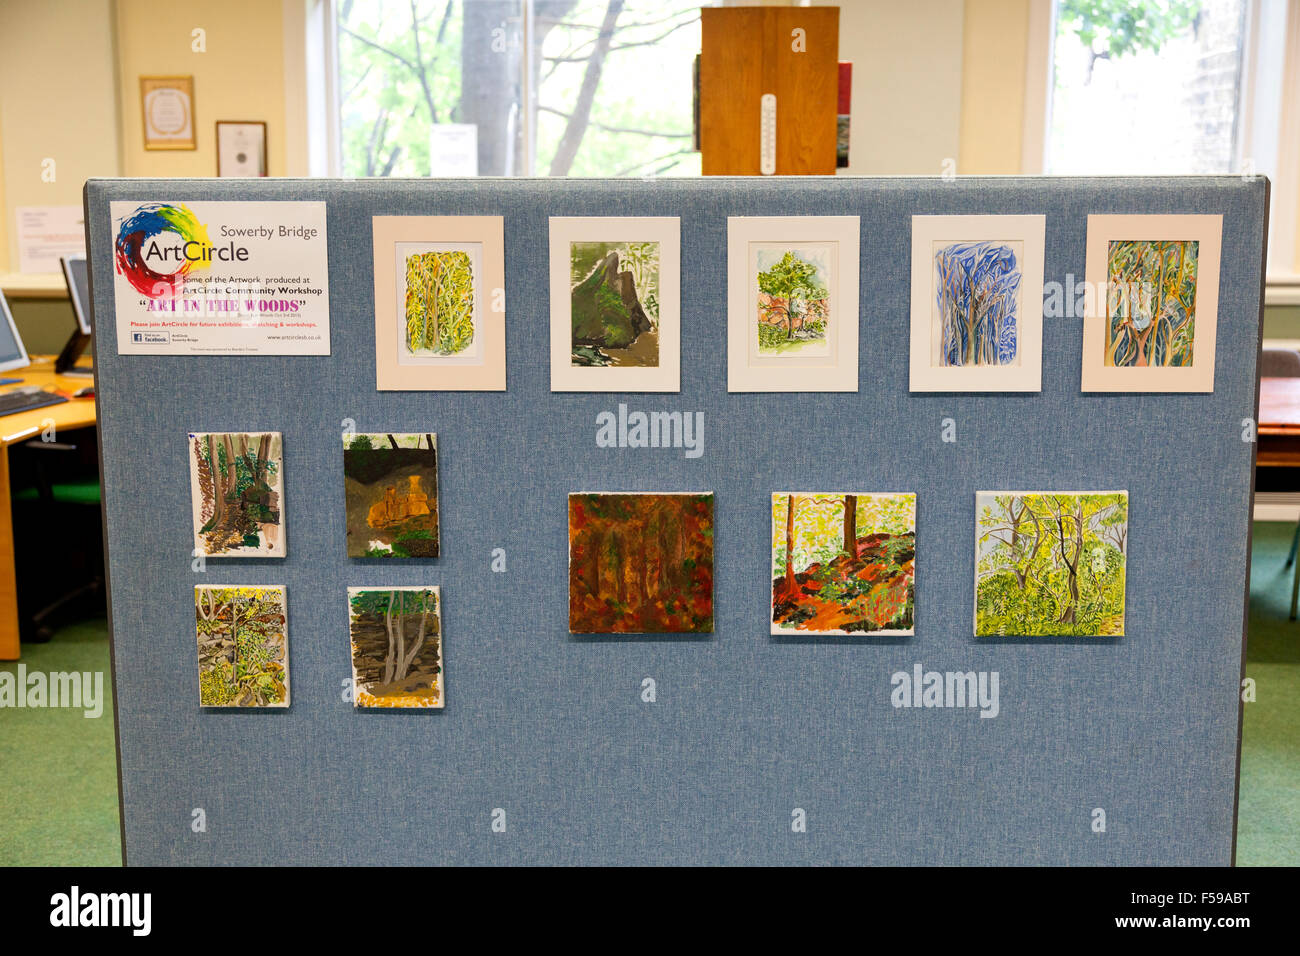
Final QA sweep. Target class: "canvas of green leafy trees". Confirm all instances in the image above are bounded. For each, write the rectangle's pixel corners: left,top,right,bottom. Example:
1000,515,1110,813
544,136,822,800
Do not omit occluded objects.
194,586,289,707
975,492,1127,637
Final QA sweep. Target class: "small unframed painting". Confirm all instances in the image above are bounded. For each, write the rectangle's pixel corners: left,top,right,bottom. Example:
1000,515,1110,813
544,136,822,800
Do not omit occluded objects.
195,585,289,707
974,491,1128,637
349,586,443,708
568,492,714,633
343,433,439,558
189,432,284,557
771,493,915,635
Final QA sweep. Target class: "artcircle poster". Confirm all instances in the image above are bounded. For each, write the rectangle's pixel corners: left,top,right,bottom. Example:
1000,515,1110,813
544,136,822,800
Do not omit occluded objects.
109,200,330,355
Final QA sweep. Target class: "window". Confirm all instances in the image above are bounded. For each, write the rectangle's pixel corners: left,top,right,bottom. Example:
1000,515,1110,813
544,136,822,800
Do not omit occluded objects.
1046,0,1250,174
334,0,703,177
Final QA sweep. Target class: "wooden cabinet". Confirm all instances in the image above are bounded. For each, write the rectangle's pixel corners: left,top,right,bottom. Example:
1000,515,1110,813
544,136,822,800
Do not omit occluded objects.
699,6,840,176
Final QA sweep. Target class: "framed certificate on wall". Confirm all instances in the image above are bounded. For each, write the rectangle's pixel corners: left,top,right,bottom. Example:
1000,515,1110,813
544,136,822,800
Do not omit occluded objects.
216,121,268,177
140,75,195,150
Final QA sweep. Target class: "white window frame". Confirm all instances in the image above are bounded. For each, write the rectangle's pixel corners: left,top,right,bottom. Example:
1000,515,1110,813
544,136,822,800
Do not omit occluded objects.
1024,0,1300,289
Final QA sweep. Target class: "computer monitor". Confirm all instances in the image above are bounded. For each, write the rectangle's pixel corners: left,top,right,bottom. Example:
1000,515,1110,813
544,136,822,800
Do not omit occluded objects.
0,288,32,373
57,255,93,376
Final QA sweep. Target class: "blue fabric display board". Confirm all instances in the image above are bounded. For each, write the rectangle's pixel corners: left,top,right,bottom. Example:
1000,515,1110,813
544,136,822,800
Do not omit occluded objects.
86,177,1266,865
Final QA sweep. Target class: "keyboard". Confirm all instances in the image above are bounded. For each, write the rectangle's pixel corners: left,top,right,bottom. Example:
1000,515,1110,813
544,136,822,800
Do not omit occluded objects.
0,389,69,418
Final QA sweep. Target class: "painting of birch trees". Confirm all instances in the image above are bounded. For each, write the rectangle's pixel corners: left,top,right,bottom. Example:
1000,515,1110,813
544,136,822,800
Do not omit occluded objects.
348,587,443,708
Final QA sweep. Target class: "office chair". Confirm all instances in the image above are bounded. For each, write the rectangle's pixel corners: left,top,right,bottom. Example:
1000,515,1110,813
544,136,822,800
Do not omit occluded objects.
1264,348,1300,618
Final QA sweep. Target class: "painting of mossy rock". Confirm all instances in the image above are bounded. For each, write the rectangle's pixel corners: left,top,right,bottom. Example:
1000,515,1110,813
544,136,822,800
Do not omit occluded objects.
404,248,475,356
570,240,660,367
343,433,439,558
349,587,443,708
195,586,289,707
189,432,284,557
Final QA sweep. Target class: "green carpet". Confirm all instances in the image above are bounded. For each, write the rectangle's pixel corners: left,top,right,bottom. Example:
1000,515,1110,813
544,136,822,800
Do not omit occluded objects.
0,618,121,866
1238,522,1300,866
1,522,1297,866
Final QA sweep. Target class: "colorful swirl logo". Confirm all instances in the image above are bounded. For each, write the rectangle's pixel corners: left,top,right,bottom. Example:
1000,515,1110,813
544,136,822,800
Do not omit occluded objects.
114,202,212,297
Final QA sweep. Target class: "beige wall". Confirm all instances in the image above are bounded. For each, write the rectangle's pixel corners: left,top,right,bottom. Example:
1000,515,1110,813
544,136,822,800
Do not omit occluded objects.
818,0,966,175
958,0,1032,174
0,0,121,273
115,0,287,178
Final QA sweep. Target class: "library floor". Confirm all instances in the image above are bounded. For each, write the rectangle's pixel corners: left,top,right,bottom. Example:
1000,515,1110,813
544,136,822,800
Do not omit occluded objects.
1,525,1298,866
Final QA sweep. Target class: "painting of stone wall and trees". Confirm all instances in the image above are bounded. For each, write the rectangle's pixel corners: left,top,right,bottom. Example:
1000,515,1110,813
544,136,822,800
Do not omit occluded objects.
348,587,443,708
343,433,439,558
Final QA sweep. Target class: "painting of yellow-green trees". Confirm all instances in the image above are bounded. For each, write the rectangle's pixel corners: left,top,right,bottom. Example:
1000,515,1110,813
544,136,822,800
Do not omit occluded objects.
772,493,915,635
975,492,1127,637
195,586,289,707
1105,239,1198,368
404,249,475,356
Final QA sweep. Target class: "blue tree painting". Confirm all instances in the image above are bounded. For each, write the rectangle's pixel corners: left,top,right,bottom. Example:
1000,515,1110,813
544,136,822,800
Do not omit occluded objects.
934,241,1022,367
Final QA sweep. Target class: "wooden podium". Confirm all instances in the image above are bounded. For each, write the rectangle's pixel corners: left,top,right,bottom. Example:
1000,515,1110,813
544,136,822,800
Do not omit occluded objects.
699,6,840,175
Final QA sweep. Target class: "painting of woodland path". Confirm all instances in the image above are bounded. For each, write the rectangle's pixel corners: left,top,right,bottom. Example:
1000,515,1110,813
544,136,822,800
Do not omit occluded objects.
570,241,660,367
772,494,915,635
343,433,439,558
190,432,283,557
568,493,713,633
404,250,474,356
1105,239,1198,368
934,241,1021,366
195,586,289,707
975,492,1127,637
349,587,442,708
756,248,829,354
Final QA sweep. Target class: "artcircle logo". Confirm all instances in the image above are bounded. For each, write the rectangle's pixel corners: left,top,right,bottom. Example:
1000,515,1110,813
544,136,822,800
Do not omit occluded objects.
114,202,212,298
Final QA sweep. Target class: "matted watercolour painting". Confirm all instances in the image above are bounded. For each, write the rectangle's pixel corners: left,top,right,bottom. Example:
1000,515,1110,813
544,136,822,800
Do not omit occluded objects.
195,585,289,707
771,493,915,636
189,431,285,557
728,216,859,392
372,216,506,390
1082,214,1221,392
342,433,439,558
568,492,714,633
909,215,1045,392
550,217,681,392
349,586,444,708
974,491,1128,637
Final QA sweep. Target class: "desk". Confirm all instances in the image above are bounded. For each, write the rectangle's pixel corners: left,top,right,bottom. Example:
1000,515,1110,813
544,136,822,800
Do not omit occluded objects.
1259,377,1300,467
0,356,96,659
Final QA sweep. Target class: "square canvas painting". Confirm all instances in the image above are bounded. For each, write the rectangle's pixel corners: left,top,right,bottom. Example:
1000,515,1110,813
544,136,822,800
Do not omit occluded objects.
569,240,660,368
372,216,506,390
189,432,285,557
195,585,289,707
343,433,439,558
910,215,1044,392
975,492,1128,637
550,217,680,392
348,586,443,708
771,493,915,636
568,492,714,633
1082,214,1221,392
727,216,859,392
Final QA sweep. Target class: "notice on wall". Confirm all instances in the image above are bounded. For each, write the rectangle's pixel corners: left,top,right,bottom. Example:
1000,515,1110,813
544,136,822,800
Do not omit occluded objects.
15,205,86,274
109,200,330,355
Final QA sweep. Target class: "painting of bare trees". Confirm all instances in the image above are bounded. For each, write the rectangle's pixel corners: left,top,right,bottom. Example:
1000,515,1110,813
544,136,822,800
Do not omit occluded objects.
349,587,443,708
568,492,713,633
189,432,285,557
